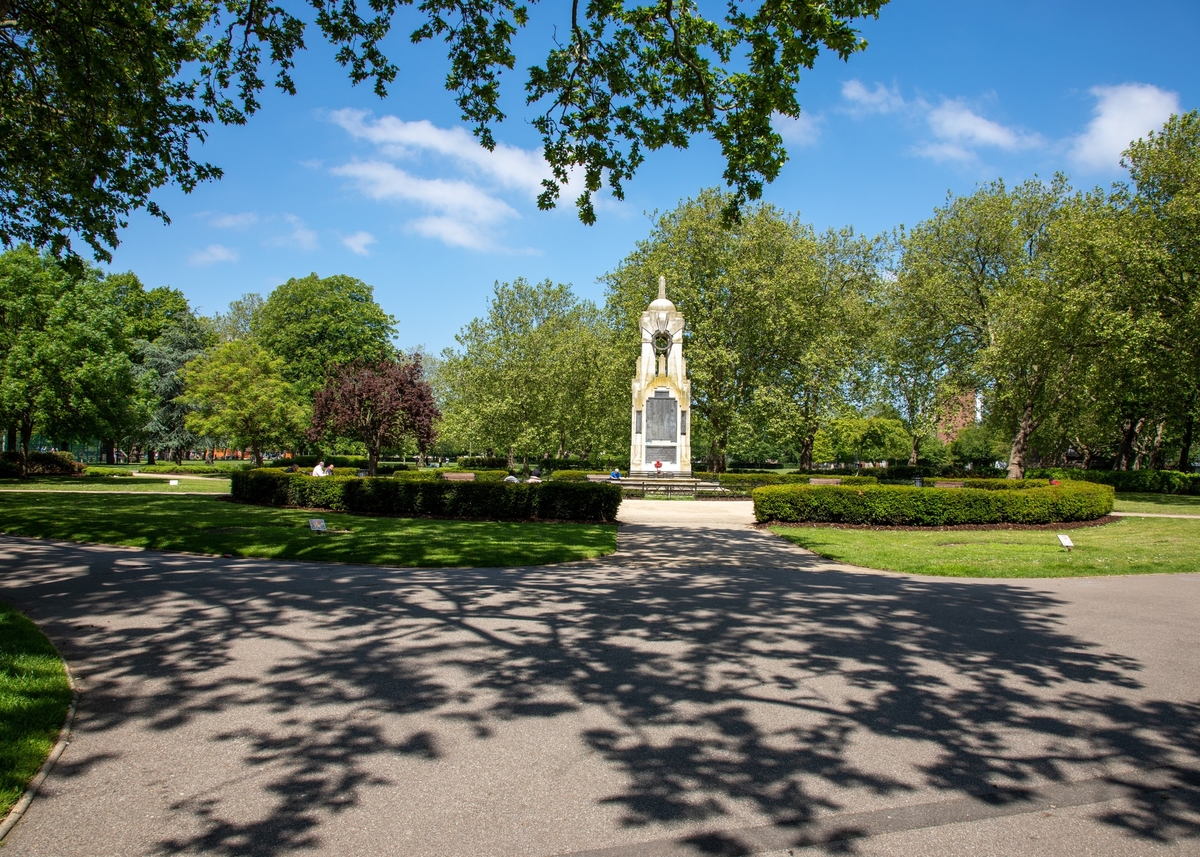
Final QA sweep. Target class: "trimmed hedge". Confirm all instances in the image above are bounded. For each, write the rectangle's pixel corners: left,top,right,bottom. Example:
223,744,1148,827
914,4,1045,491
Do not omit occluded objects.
138,463,239,475
84,466,135,478
753,481,1114,526
695,472,878,491
231,469,621,522
275,456,412,475
1027,468,1200,495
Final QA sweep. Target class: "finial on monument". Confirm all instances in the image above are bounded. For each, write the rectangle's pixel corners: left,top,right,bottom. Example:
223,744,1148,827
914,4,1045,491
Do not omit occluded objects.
658,275,666,301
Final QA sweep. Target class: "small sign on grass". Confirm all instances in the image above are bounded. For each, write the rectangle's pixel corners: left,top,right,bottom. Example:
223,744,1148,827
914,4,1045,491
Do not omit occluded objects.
169,479,179,486
308,518,327,533
1057,534,1074,551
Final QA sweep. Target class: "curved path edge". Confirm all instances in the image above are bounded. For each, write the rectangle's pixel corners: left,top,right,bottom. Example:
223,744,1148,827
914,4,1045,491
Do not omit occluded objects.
0,640,80,843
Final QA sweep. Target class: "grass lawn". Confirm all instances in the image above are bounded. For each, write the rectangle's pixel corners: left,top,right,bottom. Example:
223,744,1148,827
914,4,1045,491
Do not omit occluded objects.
770,516,1200,578
1112,492,1200,515
0,476,232,494
0,602,71,819
0,493,617,568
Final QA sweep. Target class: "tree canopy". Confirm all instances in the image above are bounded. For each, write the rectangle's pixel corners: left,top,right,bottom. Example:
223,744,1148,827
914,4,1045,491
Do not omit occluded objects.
0,0,889,260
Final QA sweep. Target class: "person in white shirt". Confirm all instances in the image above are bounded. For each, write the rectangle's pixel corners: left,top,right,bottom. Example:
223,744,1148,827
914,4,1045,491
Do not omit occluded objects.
312,461,326,477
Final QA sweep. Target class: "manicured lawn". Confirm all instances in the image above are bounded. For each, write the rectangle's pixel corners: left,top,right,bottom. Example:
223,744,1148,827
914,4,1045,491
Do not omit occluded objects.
0,476,231,494
0,493,617,568
1112,492,1200,515
770,516,1200,578
0,602,71,818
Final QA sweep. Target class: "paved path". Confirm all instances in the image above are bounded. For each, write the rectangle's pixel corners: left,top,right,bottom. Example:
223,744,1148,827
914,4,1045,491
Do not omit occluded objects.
1,499,1198,856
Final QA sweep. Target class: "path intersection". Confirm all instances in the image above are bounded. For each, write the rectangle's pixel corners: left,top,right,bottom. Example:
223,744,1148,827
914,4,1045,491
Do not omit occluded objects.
0,499,1198,856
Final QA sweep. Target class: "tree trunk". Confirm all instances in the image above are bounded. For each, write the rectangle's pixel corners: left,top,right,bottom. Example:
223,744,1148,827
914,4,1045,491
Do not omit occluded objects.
146,447,157,466
908,435,920,467
798,434,814,471
101,438,116,465
1116,418,1144,471
1146,420,1166,470
1006,399,1037,479
252,445,263,468
1179,408,1195,472
18,419,33,478
368,446,379,477
507,445,515,471
708,432,728,474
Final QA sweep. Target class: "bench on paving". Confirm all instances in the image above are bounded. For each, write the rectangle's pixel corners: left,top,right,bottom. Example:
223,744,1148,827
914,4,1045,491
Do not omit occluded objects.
586,474,616,482
441,471,476,482
933,480,965,489
809,477,843,486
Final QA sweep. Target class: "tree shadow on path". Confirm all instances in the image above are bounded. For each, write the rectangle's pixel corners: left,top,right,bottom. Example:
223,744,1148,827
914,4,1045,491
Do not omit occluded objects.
0,527,1197,856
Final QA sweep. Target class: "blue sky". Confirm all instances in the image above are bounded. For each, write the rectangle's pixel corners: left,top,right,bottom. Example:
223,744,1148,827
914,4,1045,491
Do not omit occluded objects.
105,0,1199,354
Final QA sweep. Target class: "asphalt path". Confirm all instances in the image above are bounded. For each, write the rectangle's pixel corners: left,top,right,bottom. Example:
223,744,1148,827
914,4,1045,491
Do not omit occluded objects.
0,499,1198,855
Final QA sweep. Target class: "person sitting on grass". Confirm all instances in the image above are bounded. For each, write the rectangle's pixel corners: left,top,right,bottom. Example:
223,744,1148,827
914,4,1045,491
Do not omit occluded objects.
324,463,335,477
312,460,327,477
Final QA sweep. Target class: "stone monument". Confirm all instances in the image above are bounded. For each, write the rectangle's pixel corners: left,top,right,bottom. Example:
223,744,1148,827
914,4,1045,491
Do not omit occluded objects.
630,277,692,477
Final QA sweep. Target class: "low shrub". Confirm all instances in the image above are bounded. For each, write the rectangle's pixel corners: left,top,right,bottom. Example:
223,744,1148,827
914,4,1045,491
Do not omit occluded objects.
138,463,236,475
84,466,135,478
231,469,621,522
1027,467,1200,495
457,456,630,472
0,451,85,477
753,481,1113,525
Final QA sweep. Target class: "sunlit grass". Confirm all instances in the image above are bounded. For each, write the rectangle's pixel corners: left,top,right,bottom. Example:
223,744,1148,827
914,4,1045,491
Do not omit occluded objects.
0,493,617,568
0,476,231,493
0,602,71,818
1112,492,1200,515
770,516,1200,578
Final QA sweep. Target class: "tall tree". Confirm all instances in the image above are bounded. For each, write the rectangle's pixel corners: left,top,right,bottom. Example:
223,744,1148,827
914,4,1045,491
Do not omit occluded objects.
438,279,624,467
0,246,136,473
901,177,1097,477
0,0,889,260
308,356,439,476
253,274,396,398
138,313,217,463
1121,111,1200,470
179,339,306,466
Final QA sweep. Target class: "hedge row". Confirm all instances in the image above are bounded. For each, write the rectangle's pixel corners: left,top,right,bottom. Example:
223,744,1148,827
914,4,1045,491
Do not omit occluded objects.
274,457,412,475
457,456,630,472
231,469,622,522
696,472,878,489
1027,468,1200,495
753,481,1114,526
137,463,239,475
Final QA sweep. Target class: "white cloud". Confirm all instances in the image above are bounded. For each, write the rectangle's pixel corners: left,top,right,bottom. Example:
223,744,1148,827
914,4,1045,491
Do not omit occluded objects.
926,100,1041,151
841,80,906,115
271,214,318,251
189,244,238,265
911,141,974,162
333,160,517,224
342,230,377,255
1071,83,1180,172
330,109,547,197
208,212,259,229
408,217,495,250
775,111,823,146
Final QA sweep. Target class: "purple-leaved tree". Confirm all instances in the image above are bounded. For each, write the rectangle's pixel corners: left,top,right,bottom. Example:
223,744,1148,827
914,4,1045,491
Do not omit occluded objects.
308,355,439,476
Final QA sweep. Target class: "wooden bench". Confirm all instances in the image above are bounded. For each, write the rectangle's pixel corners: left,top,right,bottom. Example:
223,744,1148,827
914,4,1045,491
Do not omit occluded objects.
809,477,843,486
933,480,965,489
441,471,476,482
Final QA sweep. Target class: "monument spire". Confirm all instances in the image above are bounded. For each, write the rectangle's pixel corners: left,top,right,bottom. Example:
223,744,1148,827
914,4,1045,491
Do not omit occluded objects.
658,275,666,301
